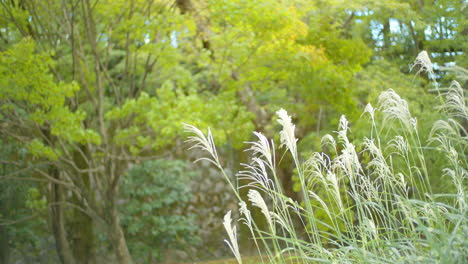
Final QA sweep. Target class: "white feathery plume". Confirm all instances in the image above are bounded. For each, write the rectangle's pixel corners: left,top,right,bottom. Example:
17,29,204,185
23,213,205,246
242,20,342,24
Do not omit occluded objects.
333,129,361,177
183,123,219,166
238,157,274,191
248,189,272,228
410,51,435,80
438,81,467,119
304,153,327,181
338,115,349,132
431,134,459,162
276,109,297,155
363,103,375,120
364,138,392,182
378,89,417,131
442,168,466,212
396,172,408,193
223,211,242,264
388,136,409,157
336,115,351,146
430,119,466,138
326,171,343,210
238,201,252,227
247,131,275,169
270,212,293,236
309,191,331,218
321,134,337,150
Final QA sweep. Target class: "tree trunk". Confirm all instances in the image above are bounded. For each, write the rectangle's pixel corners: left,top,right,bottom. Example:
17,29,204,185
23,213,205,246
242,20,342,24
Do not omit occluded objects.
70,148,96,264
70,206,95,264
0,222,10,264
50,177,76,264
109,205,133,264
383,19,391,51
0,184,10,264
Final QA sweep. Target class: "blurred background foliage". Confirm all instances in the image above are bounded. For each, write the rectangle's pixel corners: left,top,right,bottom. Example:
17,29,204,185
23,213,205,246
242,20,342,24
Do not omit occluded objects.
0,0,465,263
120,159,200,262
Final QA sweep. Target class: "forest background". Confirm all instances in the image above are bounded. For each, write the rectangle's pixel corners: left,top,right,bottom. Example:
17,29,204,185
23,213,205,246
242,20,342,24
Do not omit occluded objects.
0,0,466,263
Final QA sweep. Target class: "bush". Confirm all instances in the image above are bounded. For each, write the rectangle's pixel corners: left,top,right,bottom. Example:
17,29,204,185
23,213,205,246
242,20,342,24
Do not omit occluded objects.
120,159,200,262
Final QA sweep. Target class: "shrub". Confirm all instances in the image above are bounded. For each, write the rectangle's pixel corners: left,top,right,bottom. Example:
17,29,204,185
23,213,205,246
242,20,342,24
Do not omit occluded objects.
120,159,200,262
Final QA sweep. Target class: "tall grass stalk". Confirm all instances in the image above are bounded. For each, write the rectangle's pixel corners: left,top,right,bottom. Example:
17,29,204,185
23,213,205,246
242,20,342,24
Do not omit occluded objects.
185,52,467,263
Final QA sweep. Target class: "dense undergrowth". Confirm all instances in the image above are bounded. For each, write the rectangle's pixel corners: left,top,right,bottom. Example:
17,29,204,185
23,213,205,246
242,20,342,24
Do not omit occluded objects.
186,53,467,263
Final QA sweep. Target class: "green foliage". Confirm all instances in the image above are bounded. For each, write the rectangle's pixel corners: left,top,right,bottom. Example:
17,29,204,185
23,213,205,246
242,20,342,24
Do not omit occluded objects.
0,141,53,263
0,0,466,262
0,39,100,160
106,86,255,152
24,187,47,211
186,62,467,263
206,0,373,133
120,159,200,262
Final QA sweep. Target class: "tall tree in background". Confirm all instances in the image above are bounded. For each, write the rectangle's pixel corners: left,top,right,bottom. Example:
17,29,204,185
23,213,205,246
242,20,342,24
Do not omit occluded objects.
349,0,467,70
0,1,252,263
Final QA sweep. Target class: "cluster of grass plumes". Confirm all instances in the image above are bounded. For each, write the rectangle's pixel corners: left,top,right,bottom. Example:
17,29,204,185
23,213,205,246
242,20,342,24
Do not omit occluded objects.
185,53,467,263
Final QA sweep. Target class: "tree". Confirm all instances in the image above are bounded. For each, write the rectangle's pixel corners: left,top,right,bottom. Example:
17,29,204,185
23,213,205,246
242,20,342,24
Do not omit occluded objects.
348,0,467,71
0,1,252,263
